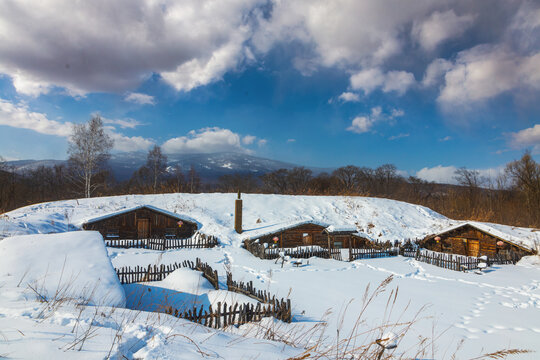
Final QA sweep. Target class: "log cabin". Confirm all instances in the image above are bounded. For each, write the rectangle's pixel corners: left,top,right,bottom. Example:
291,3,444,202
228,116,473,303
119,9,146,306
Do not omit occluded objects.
243,221,374,249
323,226,374,249
422,222,537,260
82,205,198,240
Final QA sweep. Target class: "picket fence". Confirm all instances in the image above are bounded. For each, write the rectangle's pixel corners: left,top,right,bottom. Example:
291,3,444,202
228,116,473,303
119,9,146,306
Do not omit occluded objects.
226,272,280,304
105,233,218,250
401,249,484,271
115,257,219,289
245,242,342,261
349,247,399,261
165,298,292,329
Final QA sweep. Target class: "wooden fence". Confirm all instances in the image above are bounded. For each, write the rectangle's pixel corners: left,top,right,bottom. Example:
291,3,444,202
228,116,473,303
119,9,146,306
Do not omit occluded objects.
401,249,484,271
349,247,399,261
227,272,281,304
105,233,218,250
244,242,342,261
115,257,219,288
165,298,292,329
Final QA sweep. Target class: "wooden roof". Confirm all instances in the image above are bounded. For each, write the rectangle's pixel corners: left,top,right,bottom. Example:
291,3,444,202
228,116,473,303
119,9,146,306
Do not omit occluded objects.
82,205,199,228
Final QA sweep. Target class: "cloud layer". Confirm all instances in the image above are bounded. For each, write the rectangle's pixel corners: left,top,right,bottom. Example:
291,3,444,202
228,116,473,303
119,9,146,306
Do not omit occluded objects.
0,0,537,106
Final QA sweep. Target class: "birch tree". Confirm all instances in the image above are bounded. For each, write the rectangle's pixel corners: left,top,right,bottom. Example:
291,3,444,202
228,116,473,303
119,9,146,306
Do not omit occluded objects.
146,145,167,193
67,115,113,198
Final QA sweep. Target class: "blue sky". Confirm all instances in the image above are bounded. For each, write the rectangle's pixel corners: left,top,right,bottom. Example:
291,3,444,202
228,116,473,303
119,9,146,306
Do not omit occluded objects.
0,0,539,183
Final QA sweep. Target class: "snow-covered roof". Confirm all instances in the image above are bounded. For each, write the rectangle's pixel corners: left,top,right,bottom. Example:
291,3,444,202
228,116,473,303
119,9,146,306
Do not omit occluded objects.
242,219,329,241
353,231,376,241
324,225,358,234
428,221,540,253
82,204,199,227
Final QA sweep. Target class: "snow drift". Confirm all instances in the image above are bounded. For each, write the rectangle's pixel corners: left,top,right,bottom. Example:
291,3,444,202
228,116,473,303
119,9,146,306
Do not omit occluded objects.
0,231,125,307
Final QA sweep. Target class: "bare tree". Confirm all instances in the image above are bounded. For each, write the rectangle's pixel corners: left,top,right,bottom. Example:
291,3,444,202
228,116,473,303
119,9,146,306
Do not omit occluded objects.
287,167,313,194
146,145,167,193
505,151,540,224
261,169,289,193
188,165,201,193
67,115,113,198
333,165,361,193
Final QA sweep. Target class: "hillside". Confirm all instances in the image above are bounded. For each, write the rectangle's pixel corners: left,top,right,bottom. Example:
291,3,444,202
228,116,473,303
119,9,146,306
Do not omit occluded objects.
1,193,450,243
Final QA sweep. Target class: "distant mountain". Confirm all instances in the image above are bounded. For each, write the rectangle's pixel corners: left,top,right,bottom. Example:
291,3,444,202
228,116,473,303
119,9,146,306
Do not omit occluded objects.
6,152,333,182
4,159,66,172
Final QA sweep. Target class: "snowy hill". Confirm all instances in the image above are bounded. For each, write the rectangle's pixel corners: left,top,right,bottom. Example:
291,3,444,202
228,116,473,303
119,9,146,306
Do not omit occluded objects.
0,193,450,243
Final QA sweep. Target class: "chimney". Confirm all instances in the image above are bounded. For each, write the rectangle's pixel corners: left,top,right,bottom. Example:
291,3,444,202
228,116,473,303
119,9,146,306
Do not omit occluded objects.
234,190,243,234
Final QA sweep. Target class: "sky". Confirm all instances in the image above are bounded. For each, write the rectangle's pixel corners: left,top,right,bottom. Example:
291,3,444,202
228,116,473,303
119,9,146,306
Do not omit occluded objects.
0,0,539,184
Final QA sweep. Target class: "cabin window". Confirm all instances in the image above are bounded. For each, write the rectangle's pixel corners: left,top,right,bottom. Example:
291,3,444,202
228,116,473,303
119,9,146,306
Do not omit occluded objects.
334,241,343,249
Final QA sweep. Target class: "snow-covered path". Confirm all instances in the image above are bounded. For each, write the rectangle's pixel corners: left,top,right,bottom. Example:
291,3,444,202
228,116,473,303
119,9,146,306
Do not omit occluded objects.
109,246,540,359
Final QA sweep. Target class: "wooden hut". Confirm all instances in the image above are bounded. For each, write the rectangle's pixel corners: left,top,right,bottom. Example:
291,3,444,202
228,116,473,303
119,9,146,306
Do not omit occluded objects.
82,205,198,240
243,221,374,249
422,222,536,259
323,226,374,249
244,220,329,248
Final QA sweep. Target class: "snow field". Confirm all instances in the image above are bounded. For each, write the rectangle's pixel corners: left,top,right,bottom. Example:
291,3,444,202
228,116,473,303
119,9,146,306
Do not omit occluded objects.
0,232,302,359
1,193,540,358
108,245,540,359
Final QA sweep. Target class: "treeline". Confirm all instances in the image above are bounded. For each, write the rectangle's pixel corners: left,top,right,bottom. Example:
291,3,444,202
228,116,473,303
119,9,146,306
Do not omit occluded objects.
1,151,539,228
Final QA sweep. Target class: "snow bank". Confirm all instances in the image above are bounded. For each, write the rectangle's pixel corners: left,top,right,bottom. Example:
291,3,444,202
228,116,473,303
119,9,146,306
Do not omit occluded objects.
0,231,125,307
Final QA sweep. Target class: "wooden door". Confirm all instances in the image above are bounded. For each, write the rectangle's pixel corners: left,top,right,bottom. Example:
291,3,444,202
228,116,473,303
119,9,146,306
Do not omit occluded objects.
467,240,480,257
137,219,150,238
302,233,312,245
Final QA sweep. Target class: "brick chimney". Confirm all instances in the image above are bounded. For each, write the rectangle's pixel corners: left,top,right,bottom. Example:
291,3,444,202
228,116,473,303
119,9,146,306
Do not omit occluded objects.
234,190,242,234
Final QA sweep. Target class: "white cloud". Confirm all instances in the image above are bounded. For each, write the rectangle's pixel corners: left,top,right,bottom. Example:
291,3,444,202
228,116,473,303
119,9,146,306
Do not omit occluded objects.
0,98,72,136
257,139,268,146
252,0,441,69
350,68,385,94
338,92,360,102
439,136,452,142
508,124,540,153
0,0,260,96
416,165,505,185
416,165,459,184
388,133,409,140
242,135,256,145
437,45,540,105
346,106,404,134
412,10,475,51
391,108,405,117
124,92,155,105
347,116,374,134
422,58,453,87
0,98,153,152
287,138,296,143
382,71,416,94
162,127,251,154
161,30,249,92
108,132,154,152
350,68,415,95
102,117,143,129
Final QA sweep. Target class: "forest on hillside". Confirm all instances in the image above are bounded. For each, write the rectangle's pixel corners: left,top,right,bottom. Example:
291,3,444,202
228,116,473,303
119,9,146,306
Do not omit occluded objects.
2,150,539,229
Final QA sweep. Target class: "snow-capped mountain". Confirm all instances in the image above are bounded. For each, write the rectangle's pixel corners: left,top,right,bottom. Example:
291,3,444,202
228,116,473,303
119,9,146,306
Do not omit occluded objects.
6,152,331,181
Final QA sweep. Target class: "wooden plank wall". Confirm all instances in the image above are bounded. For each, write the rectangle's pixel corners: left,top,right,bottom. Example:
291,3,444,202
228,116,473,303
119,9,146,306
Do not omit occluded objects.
84,207,197,239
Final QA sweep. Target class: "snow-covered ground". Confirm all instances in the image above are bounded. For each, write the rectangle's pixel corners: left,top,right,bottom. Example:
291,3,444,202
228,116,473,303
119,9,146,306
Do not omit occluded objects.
1,193,539,359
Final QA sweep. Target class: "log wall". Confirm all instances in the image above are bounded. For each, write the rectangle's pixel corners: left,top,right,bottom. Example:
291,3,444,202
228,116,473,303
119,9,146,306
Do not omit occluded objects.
422,225,531,258
83,207,197,239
